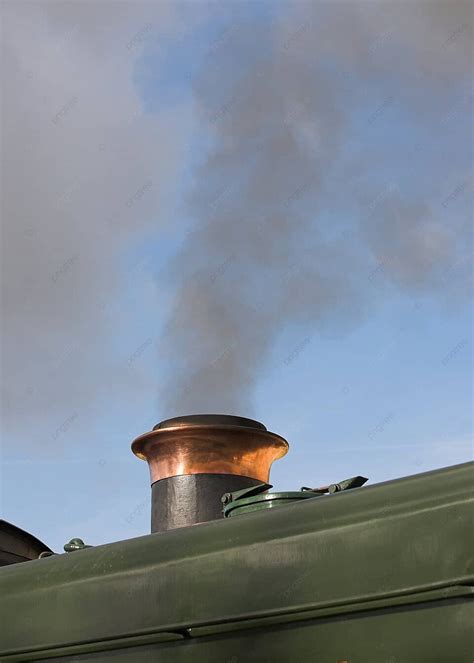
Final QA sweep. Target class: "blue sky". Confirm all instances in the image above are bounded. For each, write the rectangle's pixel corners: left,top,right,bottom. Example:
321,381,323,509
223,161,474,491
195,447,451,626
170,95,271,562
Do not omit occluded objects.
1,1,472,552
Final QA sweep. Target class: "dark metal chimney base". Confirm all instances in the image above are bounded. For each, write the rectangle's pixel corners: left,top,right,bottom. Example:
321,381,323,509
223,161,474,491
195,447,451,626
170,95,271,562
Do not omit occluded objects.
151,474,261,532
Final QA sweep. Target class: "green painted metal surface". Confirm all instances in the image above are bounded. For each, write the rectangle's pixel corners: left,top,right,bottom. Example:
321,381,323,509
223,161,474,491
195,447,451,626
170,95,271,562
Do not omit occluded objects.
39,598,474,662
0,462,472,661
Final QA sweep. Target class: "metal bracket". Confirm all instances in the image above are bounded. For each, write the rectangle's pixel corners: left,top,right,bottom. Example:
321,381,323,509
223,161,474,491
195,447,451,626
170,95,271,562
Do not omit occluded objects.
221,483,272,507
301,475,368,494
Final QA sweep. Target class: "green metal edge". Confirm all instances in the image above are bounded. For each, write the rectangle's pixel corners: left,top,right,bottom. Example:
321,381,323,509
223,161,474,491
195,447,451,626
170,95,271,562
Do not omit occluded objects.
3,586,472,661
0,632,184,661
187,585,474,637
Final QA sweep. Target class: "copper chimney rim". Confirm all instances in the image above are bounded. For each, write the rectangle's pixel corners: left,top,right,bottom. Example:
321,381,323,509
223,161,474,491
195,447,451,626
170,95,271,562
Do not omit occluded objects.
131,414,288,485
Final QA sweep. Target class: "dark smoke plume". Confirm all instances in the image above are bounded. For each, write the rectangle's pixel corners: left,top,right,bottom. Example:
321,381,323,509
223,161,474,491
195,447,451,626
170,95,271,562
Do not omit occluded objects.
160,1,472,415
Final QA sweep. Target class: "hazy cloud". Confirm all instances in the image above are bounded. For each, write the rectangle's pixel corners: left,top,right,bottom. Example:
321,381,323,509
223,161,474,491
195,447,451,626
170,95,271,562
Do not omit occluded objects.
1,1,192,454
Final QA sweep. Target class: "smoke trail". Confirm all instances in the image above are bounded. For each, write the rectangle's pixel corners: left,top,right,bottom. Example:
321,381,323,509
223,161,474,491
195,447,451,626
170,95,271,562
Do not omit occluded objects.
161,1,472,415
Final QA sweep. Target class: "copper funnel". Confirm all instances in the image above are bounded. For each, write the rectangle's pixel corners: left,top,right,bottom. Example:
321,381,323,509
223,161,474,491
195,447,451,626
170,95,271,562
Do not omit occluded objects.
131,414,288,485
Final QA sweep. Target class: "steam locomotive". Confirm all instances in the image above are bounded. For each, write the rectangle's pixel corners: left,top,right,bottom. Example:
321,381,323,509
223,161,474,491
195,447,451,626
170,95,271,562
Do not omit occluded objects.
1,415,472,662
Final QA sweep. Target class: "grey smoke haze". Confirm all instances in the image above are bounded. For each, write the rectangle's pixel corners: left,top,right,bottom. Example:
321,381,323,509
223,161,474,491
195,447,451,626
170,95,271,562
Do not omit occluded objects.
0,1,471,450
1,2,196,455
161,1,472,415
